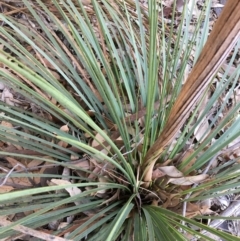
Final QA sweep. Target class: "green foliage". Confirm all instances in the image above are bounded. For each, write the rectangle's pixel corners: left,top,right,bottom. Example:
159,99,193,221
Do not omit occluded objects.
0,0,239,240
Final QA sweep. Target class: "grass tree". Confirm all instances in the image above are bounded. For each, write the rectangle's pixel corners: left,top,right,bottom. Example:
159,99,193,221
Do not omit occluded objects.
0,0,240,240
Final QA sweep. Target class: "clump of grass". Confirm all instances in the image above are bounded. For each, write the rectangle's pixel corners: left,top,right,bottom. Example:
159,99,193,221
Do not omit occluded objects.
0,0,240,240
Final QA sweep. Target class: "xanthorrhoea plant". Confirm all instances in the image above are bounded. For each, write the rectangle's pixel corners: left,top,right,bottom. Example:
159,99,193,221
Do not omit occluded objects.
0,0,239,240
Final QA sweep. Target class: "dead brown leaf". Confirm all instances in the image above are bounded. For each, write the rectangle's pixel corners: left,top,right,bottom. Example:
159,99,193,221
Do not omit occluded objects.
152,168,165,180
167,174,208,185
158,166,183,177
5,157,24,171
162,193,180,208
186,202,214,218
0,185,14,193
